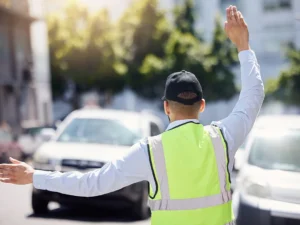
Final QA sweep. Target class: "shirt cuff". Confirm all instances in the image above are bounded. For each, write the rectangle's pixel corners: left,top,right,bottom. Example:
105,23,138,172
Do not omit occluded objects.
238,50,257,64
33,170,51,190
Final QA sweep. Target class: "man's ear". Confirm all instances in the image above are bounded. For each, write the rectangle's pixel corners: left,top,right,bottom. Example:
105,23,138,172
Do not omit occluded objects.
200,99,206,113
164,101,170,115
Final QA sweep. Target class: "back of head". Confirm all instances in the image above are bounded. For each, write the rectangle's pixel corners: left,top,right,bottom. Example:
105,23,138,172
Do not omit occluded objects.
162,70,204,121
168,92,201,118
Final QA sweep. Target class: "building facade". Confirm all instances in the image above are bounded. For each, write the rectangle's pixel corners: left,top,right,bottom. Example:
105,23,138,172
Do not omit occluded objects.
193,0,300,81
0,0,52,135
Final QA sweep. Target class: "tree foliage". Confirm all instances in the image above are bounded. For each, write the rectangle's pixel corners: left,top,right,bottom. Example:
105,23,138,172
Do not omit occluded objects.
48,0,125,98
266,45,300,105
48,0,238,104
138,7,238,101
204,15,238,100
174,0,196,35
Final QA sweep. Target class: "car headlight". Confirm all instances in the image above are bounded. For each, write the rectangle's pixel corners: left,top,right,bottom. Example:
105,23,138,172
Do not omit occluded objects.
33,158,60,171
243,177,270,198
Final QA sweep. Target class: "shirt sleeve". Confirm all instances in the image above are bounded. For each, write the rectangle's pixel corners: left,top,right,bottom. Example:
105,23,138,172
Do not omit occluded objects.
211,50,265,172
33,139,152,197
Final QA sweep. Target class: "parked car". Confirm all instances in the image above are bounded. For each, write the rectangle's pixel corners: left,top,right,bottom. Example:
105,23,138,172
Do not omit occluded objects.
0,130,23,163
234,141,246,171
32,108,164,219
18,123,56,158
233,115,300,225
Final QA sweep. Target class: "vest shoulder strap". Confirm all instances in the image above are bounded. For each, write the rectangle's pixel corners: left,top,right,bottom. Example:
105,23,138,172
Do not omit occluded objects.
205,125,231,185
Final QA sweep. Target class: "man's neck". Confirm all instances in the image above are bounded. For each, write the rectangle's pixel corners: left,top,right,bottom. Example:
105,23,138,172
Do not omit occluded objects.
169,116,199,123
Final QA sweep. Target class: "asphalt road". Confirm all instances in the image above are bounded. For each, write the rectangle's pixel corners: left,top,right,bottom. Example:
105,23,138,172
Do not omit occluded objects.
0,183,150,225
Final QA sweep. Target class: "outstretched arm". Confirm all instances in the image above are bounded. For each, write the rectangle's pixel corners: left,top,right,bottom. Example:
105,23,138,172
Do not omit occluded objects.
212,6,265,171
0,140,152,197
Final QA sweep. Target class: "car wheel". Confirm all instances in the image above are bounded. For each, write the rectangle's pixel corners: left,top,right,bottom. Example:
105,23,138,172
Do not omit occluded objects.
32,192,49,214
132,183,150,220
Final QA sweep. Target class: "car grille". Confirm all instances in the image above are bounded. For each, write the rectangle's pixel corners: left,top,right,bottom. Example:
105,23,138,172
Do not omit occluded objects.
61,159,105,170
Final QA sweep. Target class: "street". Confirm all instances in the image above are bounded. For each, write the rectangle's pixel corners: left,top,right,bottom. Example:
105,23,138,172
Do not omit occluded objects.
0,184,150,225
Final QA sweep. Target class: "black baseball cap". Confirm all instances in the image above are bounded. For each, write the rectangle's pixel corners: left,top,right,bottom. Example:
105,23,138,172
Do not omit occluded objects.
162,70,203,105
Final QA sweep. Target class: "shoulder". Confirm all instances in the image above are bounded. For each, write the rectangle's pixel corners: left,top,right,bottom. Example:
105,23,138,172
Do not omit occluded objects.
204,124,228,150
120,138,149,162
131,137,148,150
204,124,221,134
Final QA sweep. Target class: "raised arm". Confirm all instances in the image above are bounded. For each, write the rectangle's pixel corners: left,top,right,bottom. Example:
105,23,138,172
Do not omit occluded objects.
212,6,265,170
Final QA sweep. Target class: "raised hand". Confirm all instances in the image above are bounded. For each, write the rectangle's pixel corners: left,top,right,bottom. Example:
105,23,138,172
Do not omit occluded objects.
0,157,34,185
224,5,250,52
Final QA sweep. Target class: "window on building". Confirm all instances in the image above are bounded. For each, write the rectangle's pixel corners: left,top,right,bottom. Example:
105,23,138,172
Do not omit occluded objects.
150,122,161,136
264,0,291,11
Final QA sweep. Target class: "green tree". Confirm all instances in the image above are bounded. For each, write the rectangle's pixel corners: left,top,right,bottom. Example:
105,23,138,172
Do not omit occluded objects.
203,15,238,100
138,7,238,101
48,0,125,102
48,0,238,104
48,13,66,98
117,0,171,98
174,0,196,35
266,44,300,105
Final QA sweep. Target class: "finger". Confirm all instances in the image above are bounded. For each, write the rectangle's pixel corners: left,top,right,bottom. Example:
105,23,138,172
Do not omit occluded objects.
239,12,247,27
228,5,234,21
0,164,17,169
226,7,231,22
0,178,16,184
0,166,16,174
232,6,238,23
236,11,242,25
0,170,14,178
0,167,12,172
9,157,22,164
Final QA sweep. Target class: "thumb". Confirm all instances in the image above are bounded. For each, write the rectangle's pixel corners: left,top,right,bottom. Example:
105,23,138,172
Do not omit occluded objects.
9,157,22,164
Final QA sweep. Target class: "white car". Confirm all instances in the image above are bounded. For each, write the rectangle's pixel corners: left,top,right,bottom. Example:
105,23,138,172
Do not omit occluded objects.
32,108,164,220
233,115,300,225
234,141,246,171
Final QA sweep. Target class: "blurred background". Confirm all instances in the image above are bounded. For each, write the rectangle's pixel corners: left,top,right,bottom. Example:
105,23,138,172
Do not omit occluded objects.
0,0,299,225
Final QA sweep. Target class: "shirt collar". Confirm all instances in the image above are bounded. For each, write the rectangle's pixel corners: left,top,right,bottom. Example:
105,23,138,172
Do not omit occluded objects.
166,119,200,131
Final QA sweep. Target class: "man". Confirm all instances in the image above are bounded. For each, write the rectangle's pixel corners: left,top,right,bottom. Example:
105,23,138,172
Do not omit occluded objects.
0,6,264,225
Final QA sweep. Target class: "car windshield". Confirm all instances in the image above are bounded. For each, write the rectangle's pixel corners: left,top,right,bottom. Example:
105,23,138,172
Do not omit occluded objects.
240,141,246,149
57,118,142,146
248,129,300,172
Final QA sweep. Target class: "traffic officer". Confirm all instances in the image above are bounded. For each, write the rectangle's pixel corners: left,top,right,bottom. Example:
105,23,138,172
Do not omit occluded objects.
0,5,264,225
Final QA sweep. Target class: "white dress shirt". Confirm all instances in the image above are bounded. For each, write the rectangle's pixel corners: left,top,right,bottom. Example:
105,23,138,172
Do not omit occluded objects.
33,50,264,197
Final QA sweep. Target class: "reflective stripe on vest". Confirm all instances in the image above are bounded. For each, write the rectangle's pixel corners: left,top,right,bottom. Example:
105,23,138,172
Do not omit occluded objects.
148,125,231,211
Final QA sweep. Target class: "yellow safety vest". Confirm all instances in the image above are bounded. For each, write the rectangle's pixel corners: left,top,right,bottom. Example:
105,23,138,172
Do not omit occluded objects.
147,122,235,225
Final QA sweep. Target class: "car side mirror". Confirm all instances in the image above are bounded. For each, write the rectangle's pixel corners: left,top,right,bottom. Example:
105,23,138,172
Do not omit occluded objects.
38,128,56,142
55,120,62,129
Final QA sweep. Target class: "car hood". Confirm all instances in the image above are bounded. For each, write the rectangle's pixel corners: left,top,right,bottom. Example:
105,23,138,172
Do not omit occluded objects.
240,165,300,204
267,169,300,204
33,141,130,163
